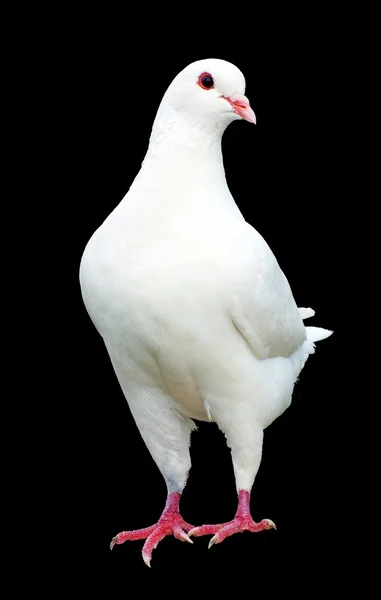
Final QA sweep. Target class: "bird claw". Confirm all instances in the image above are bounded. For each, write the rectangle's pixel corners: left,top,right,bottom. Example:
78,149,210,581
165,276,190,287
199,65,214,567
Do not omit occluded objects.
173,526,194,544
265,519,276,530
179,531,194,544
110,494,194,567
110,536,117,550
191,514,276,548
142,553,151,568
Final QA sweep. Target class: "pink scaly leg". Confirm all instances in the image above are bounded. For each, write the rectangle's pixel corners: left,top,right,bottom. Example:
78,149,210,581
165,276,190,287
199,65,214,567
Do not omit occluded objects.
110,492,194,567
188,490,276,548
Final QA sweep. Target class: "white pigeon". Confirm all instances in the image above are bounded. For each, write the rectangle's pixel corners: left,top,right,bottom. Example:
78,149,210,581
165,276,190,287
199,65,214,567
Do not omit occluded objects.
79,58,332,567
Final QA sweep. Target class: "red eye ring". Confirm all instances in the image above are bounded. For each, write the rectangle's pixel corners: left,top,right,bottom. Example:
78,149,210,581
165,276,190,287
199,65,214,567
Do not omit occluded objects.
197,72,214,90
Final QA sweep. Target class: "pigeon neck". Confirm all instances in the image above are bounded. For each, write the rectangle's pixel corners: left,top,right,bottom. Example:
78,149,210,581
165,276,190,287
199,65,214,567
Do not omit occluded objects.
141,110,226,179
125,110,243,222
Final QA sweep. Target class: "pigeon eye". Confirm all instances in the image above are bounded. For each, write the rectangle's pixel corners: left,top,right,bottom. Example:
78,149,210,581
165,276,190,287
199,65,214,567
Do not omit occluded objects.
198,72,214,90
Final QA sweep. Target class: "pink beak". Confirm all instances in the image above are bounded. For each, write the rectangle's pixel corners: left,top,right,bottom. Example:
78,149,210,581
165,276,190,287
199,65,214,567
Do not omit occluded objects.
224,94,256,124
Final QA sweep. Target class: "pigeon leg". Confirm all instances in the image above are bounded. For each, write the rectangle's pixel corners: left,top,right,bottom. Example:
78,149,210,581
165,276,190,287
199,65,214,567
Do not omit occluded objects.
108,376,196,566
189,489,275,546
110,490,194,567
189,421,275,545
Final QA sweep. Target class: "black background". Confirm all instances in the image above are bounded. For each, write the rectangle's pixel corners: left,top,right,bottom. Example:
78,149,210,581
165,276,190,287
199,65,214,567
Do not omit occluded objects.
69,8,352,591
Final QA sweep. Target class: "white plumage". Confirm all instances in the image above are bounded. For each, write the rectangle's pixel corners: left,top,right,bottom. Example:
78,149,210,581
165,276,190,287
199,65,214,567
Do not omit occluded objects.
79,58,332,565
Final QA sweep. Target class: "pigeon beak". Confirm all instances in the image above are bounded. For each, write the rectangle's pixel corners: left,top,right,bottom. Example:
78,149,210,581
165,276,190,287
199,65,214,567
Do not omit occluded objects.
224,94,256,124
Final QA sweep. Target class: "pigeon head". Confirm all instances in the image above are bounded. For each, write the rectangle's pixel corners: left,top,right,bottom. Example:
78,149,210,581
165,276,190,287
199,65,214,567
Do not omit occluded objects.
143,59,256,165
155,58,256,131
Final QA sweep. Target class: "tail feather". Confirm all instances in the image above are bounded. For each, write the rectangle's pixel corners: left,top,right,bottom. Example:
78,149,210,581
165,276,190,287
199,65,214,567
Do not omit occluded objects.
306,326,333,343
299,307,315,320
298,306,333,343
291,309,332,377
